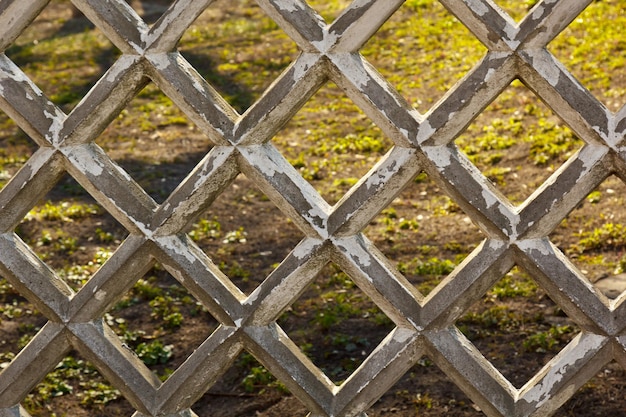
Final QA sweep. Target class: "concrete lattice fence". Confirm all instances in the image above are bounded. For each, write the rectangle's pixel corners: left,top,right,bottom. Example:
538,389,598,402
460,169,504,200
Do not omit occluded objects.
0,0,625,416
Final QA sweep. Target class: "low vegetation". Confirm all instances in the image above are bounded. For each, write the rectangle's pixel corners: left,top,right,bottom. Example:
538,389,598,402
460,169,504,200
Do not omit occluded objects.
0,0,624,415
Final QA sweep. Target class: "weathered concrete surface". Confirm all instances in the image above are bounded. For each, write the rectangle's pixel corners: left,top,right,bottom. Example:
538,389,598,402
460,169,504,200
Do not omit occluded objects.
0,0,621,416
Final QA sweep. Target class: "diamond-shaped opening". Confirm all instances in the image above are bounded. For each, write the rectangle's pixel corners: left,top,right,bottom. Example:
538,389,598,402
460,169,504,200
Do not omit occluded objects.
550,176,626,296
455,81,584,205
15,176,128,292
4,0,121,113
192,174,306,295
548,1,625,112
361,1,487,114
273,83,393,205
371,355,482,415
304,0,351,23
492,0,539,22
364,172,484,296
558,362,626,416
96,86,213,204
0,275,47,359
24,351,134,416
278,263,395,385
193,350,307,415
108,262,220,382
178,0,299,114
457,266,580,389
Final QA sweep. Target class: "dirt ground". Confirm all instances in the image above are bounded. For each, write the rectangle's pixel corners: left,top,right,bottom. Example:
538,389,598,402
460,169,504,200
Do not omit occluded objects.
1,1,626,416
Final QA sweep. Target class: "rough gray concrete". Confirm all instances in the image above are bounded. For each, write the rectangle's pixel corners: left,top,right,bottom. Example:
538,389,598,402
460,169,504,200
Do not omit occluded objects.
0,0,623,416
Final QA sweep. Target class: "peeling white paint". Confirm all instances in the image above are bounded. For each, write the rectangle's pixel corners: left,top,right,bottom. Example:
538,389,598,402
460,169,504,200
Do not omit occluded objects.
531,5,545,21
394,328,414,344
293,239,318,260
487,239,504,250
273,0,300,13
292,57,312,81
106,56,136,83
4,64,35,87
365,163,398,190
503,24,517,45
153,53,210,104
518,239,552,256
306,205,328,228
193,152,228,190
184,64,209,97
337,55,370,89
158,237,198,265
312,32,339,54
336,238,372,268
255,154,282,178
349,0,374,10
469,0,490,17
69,150,104,177
426,146,452,168
523,334,604,407
94,289,107,301
577,145,607,182
150,53,172,71
507,39,520,50
541,61,561,87
481,188,499,209
416,120,436,143
244,284,265,306
43,108,64,144
127,40,145,55
398,126,410,140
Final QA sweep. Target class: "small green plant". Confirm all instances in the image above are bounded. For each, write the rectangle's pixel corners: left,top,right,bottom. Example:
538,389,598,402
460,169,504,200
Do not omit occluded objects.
33,229,79,257
312,290,363,330
189,217,222,241
95,227,115,243
24,356,121,411
398,256,461,278
222,227,248,244
134,278,163,300
238,353,288,393
149,295,184,328
586,190,602,204
461,306,522,331
135,340,173,366
241,365,276,393
398,217,419,231
413,392,435,409
570,223,626,254
78,381,121,406
489,271,538,299
219,261,251,281
523,325,576,353
25,201,101,222
331,134,387,154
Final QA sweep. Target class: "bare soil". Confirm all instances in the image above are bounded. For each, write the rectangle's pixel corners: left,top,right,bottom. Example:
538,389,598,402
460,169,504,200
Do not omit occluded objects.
1,1,626,416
